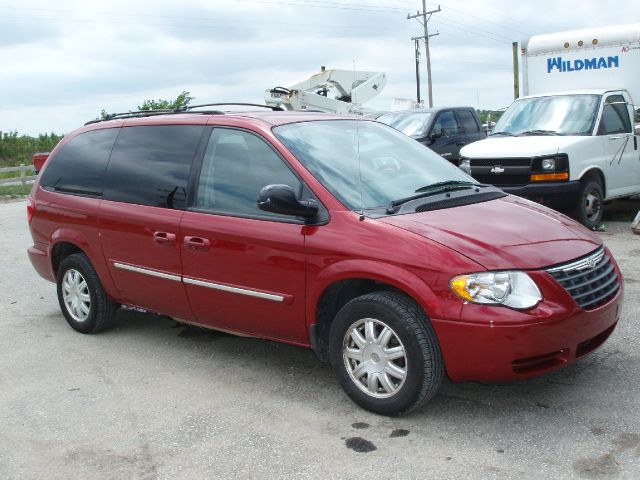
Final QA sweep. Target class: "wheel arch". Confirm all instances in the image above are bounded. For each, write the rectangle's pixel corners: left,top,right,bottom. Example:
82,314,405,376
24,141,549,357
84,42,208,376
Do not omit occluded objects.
49,228,120,301
308,260,438,362
577,167,606,198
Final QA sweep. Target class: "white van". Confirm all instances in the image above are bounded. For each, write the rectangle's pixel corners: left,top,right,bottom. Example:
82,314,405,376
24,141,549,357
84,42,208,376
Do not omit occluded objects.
460,23,640,228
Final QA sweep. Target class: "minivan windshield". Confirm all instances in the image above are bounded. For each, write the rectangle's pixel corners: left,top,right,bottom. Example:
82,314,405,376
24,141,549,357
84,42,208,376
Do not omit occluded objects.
377,111,432,137
273,120,474,211
492,94,600,136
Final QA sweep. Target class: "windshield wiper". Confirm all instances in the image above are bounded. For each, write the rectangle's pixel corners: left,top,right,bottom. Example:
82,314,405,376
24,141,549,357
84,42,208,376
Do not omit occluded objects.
518,129,560,136
490,131,515,136
387,181,479,213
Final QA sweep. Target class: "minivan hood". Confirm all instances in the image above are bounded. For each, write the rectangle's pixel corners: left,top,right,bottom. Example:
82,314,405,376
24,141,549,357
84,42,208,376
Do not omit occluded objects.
460,135,588,158
379,195,601,270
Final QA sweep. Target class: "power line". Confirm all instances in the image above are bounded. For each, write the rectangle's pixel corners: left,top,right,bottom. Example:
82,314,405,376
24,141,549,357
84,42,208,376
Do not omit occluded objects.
426,1,531,36
432,18,512,44
0,13,404,36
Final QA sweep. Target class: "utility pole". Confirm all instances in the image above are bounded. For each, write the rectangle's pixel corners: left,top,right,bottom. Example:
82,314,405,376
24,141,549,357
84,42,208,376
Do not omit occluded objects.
412,37,421,104
408,1,440,108
512,41,520,100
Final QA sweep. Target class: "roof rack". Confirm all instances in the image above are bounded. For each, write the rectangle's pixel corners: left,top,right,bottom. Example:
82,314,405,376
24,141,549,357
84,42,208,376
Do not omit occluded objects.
85,103,284,125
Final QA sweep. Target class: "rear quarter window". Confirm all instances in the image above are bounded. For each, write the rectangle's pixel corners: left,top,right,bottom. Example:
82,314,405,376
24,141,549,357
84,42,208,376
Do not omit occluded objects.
103,125,205,209
39,128,119,196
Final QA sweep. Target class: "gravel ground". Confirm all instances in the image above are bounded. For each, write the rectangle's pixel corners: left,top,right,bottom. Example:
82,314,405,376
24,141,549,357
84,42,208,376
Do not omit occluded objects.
1,199,639,480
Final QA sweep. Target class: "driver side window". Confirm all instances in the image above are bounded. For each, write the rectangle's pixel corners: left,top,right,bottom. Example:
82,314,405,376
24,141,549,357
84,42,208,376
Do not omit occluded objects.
598,95,631,135
196,128,301,218
432,111,461,137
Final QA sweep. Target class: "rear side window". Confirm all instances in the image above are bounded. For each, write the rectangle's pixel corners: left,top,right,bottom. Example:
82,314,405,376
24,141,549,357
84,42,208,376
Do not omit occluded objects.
104,125,205,209
40,128,118,196
456,110,479,133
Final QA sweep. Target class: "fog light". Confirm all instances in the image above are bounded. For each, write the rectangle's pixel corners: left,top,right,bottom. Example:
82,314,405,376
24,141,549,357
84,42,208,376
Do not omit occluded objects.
542,158,555,170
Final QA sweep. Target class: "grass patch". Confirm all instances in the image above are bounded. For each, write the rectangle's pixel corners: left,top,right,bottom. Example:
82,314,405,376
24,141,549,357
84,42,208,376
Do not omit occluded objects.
0,183,32,197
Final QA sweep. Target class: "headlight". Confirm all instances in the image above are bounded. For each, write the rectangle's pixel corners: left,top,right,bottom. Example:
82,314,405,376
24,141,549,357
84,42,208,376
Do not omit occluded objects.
541,158,555,170
450,271,542,309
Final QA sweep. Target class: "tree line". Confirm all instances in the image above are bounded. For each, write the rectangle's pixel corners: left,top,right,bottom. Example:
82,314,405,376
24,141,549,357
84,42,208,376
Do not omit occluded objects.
0,91,194,167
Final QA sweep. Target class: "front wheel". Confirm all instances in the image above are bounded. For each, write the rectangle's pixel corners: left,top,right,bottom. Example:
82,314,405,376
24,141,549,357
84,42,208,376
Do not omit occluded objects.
328,291,443,416
573,178,604,229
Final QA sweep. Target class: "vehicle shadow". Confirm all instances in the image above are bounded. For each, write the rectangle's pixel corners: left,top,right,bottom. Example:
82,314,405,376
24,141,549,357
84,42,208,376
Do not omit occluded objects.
104,308,629,423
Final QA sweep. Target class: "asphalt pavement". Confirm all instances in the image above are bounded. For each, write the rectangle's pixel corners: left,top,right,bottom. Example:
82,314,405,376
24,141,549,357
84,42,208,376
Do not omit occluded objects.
1,199,639,479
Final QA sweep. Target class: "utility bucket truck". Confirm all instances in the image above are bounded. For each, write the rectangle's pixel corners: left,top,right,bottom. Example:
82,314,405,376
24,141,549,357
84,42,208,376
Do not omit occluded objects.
460,23,640,229
265,67,386,114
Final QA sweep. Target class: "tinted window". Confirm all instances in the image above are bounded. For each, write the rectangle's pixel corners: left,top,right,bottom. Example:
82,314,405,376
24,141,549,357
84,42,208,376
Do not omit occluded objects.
598,95,631,135
196,128,301,218
432,111,461,136
40,128,118,196
104,125,205,209
457,110,479,133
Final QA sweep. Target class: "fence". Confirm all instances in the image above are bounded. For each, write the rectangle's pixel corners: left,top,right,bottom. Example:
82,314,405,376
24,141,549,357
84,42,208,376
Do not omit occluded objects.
0,164,36,185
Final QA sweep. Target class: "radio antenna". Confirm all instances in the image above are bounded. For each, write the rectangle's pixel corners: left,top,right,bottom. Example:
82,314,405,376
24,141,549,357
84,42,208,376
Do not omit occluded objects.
354,60,365,221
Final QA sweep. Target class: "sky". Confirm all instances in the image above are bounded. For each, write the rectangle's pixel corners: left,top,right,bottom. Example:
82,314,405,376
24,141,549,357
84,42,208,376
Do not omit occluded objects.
0,0,638,135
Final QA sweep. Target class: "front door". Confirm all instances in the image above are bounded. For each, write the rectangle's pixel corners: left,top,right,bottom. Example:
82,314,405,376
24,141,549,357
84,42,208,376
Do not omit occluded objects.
429,110,465,164
180,127,308,343
598,94,640,196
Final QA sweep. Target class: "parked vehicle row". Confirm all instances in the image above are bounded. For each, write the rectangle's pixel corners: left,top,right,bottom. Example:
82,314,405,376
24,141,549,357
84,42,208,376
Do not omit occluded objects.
28,106,623,415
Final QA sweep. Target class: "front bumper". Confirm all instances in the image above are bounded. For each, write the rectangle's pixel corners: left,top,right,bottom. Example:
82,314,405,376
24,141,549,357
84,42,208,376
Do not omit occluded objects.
499,180,581,198
431,266,623,382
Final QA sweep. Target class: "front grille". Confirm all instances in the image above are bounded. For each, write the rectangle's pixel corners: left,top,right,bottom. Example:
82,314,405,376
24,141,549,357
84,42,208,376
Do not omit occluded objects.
469,157,532,186
546,247,620,310
471,158,532,167
472,173,530,186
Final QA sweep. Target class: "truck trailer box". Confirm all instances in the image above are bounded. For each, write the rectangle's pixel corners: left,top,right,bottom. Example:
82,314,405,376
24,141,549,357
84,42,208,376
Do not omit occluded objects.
521,23,640,104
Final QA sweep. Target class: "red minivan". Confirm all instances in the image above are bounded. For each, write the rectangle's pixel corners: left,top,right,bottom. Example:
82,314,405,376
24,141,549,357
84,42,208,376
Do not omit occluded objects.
27,106,623,415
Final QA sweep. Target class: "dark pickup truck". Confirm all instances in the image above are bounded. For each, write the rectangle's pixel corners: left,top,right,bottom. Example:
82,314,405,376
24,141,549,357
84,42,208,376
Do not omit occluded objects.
378,107,486,165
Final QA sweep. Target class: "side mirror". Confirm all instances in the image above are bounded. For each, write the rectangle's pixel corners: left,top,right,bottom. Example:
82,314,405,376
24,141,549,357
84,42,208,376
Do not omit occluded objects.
258,184,319,219
429,129,443,142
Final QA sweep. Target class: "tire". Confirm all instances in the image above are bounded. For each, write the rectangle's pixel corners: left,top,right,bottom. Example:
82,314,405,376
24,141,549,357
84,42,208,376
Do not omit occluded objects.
56,253,117,333
328,291,443,416
573,178,604,229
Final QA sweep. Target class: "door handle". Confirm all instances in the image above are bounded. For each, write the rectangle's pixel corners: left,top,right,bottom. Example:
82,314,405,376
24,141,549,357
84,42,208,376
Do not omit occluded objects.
608,136,626,140
184,236,210,251
153,231,176,246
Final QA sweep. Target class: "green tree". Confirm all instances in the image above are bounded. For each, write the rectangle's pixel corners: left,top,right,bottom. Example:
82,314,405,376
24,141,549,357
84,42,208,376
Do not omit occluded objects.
98,91,195,120
137,91,194,111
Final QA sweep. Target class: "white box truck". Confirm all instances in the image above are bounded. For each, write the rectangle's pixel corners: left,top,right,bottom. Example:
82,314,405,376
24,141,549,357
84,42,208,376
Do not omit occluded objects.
460,23,640,228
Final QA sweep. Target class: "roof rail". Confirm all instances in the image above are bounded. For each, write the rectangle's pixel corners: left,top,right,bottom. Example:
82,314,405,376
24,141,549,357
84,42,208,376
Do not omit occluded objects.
185,103,284,111
85,103,283,125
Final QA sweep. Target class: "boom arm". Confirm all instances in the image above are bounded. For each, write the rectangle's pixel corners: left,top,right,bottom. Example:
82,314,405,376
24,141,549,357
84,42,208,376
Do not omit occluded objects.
265,67,386,114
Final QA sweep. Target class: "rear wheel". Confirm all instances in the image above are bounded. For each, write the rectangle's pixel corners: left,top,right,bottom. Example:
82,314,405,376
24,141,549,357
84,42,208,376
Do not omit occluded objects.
329,291,443,416
56,253,117,333
573,178,603,229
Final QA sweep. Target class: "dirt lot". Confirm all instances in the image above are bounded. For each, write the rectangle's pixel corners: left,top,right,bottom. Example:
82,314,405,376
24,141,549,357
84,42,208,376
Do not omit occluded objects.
1,199,639,479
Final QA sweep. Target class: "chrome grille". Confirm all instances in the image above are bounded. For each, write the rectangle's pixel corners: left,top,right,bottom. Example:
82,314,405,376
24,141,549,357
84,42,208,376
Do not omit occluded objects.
546,247,620,310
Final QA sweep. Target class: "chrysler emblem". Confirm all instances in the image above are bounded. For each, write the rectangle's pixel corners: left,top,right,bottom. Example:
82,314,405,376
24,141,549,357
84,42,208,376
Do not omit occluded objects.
490,166,505,174
586,257,597,268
